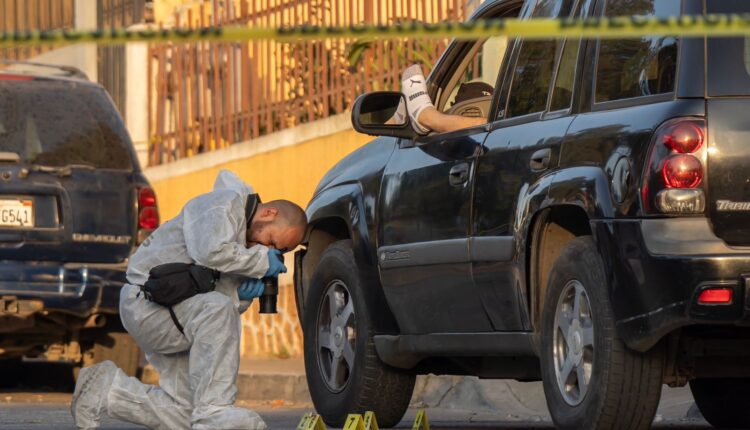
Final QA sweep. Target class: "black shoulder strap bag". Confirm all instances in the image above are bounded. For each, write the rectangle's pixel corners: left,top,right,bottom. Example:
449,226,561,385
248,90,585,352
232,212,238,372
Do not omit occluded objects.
139,194,262,335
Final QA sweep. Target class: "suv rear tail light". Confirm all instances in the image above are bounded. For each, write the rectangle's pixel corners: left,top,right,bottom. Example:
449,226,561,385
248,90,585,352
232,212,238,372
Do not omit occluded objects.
137,187,159,244
662,122,704,154
662,154,703,189
698,288,733,305
641,118,707,215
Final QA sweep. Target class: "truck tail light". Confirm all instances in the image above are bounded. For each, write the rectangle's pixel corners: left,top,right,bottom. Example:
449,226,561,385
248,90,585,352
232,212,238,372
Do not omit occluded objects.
698,288,733,305
662,154,703,189
137,187,159,244
641,119,707,215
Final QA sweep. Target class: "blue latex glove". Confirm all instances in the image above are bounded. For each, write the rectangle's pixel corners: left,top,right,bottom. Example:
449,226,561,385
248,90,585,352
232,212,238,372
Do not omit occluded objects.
264,248,287,278
238,278,265,301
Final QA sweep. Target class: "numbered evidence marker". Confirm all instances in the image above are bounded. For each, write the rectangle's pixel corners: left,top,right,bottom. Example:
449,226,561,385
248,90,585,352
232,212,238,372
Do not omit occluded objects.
363,411,379,430
297,413,327,430
343,414,366,430
411,410,430,430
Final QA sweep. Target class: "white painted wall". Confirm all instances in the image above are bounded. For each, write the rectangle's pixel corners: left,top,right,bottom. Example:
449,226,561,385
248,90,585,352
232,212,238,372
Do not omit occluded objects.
125,42,150,168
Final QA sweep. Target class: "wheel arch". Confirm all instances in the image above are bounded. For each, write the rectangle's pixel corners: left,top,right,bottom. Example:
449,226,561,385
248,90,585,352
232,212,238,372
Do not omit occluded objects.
296,183,398,333
526,166,614,331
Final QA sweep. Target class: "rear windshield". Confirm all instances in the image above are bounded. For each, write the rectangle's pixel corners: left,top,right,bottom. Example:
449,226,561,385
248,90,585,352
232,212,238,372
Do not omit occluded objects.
707,1,750,96
0,80,134,170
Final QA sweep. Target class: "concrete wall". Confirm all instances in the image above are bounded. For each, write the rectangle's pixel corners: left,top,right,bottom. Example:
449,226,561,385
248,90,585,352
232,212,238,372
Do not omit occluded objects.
144,113,373,358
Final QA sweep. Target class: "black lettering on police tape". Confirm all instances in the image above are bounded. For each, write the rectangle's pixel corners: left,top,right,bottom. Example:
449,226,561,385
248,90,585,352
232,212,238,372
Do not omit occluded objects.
583,17,601,28
704,14,722,26
676,15,697,28
484,19,505,31
376,23,390,32
454,20,472,32
606,17,627,29
200,27,221,38
39,30,56,41
174,28,194,38
300,25,321,35
136,29,159,39
90,29,105,39
276,26,294,36
62,29,82,41
559,17,578,29
14,31,33,41
0,32,6,42
630,15,649,28
324,26,344,35
737,13,750,26
422,21,440,32
349,24,368,34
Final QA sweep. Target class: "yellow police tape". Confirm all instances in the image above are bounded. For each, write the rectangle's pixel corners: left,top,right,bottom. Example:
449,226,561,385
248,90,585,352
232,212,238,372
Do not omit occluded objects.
2,14,750,47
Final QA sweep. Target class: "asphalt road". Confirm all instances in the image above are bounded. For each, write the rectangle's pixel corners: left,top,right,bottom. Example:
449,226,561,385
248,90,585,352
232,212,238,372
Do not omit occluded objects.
0,362,713,429
0,396,714,430
0,392,715,430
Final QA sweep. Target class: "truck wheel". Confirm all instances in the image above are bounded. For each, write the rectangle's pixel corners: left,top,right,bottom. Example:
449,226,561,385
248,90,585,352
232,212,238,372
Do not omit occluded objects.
540,236,664,430
76,332,141,380
690,378,750,428
304,240,415,428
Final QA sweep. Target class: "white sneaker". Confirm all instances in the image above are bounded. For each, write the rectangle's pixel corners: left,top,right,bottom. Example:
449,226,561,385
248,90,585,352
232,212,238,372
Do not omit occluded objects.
71,360,117,430
401,64,434,135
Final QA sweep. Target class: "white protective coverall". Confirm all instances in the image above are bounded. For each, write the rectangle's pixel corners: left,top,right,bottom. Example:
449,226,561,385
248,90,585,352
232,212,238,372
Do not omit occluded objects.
106,170,270,429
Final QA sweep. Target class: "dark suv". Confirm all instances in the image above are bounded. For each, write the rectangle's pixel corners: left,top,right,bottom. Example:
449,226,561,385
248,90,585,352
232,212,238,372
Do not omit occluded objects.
0,63,157,380
295,0,750,428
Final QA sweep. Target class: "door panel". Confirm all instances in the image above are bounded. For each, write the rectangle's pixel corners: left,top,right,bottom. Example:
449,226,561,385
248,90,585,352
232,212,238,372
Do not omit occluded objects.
379,131,494,334
473,117,573,331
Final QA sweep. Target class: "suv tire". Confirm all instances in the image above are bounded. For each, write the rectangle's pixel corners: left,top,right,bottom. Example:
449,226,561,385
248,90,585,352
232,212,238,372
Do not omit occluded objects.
690,378,750,428
540,236,664,430
303,240,415,428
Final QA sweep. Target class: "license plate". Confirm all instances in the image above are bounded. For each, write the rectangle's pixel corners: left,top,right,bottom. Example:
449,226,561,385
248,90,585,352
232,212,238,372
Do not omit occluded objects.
0,199,34,228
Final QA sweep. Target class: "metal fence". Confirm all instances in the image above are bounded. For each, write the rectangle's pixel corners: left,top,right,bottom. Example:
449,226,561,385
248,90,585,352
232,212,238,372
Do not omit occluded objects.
0,0,76,60
148,0,467,165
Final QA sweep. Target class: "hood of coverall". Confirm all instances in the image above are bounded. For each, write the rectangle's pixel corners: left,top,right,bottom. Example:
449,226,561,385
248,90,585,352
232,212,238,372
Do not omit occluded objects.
213,170,254,196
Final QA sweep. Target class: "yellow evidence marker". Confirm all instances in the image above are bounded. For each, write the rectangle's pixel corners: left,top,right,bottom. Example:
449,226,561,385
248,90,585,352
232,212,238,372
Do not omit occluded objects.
363,411,380,430
411,410,430,430
343,414,366,430
297,413,327,430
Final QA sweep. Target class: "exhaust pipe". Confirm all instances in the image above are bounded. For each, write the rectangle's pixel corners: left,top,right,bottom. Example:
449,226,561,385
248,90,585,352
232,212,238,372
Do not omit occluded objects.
83,314,107,328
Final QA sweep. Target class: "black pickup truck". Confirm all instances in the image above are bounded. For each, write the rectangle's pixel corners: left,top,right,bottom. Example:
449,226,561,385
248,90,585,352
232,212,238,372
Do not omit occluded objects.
295,0,750,428
0,63,157,381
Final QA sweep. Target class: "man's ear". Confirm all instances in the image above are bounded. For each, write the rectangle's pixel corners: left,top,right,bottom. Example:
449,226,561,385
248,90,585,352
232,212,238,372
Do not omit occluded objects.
257,207,279,221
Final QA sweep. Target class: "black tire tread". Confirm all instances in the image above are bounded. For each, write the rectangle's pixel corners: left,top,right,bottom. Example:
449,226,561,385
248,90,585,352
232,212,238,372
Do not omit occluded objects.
304,240,415,428
541,236,663,430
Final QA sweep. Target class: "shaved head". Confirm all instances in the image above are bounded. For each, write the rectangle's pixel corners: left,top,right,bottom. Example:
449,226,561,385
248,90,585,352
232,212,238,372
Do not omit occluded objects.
266,199,307,230
247,200,307,252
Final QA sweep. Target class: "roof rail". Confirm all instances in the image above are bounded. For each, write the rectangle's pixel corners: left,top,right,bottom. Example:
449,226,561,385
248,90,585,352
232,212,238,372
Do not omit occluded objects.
0,60,89,80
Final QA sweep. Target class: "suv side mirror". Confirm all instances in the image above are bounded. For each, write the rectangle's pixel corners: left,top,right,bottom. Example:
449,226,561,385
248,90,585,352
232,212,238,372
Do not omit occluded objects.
351,91,415,139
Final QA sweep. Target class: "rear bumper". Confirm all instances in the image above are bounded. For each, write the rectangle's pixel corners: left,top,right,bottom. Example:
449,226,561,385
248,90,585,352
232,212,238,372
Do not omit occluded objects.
0,260,127,317
596,218,750,352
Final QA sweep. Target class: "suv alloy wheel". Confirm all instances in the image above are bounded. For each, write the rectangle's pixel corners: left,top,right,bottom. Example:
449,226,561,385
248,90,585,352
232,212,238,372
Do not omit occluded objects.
540,237,665,429
304,240,415,428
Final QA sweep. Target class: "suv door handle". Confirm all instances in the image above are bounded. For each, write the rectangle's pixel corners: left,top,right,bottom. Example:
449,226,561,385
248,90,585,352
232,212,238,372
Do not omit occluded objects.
530,148,551,171
449,163,470,186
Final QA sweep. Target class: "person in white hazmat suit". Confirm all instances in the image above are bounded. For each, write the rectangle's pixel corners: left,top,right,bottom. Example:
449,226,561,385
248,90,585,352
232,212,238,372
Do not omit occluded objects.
70,170,307,430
